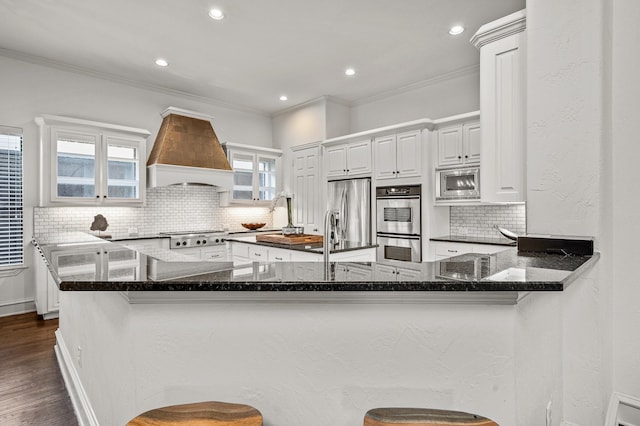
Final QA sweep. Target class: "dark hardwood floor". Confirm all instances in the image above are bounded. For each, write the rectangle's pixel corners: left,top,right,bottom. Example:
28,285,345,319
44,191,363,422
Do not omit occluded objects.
0,312,78,426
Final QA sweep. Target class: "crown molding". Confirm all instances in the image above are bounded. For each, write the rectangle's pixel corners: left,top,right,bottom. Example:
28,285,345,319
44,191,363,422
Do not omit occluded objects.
0,47,270,117
350,64,479,107
470,9,527,48
271,95,329,117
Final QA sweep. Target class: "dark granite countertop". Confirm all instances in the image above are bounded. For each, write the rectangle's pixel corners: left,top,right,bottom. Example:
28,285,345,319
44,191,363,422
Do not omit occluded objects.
430,235,517,246
226,236,377,254
35,237,598,293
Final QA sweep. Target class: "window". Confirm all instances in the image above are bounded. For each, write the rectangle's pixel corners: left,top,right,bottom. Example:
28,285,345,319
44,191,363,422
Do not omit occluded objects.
0,126,23,266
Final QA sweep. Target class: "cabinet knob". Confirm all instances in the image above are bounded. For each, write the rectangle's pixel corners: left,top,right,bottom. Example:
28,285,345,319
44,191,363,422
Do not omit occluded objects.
396,170,400,174
347,169,350,173
458,156,462,159
96,195,100,198
392,171,396,174
465,155,468,158
343,169,346,172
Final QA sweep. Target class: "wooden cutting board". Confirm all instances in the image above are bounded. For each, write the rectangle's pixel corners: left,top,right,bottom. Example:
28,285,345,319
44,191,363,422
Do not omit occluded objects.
255,234,323,245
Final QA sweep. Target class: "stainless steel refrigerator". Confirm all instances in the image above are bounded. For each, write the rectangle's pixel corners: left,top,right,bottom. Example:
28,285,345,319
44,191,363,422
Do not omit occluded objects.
327,178,371,244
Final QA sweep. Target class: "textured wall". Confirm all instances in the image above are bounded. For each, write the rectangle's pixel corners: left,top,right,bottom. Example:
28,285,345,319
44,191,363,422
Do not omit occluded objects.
611,0,640,404
525,0,611,424
60,292,517,426
450,205,526,239
34,186,272,244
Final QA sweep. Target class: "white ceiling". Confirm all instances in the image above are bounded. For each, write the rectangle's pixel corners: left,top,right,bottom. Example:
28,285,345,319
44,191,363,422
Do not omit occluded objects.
0,0,524,114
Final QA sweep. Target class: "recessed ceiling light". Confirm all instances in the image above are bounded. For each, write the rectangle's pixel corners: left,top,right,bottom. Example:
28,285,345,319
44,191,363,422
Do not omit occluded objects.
345,68,356,76
209,8,225,20
449,25,465,35
279,95,288,101
155,58,168,67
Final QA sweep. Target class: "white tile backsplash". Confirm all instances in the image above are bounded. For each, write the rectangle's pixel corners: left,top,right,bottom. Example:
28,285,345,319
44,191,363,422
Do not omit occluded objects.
34,186,272,244
450,204,526,239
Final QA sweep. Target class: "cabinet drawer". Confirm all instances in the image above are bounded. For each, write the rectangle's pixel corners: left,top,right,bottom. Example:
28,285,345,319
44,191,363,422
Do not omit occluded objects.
249,245,269,261
201,246,228,261
268,249,291,262
434,242,474,257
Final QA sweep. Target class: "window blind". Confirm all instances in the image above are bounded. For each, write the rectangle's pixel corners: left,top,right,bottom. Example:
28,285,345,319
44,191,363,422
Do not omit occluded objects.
0,126,23,266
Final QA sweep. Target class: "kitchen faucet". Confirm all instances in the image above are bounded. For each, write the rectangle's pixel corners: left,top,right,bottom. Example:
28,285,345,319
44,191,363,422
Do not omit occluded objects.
323,209,339,279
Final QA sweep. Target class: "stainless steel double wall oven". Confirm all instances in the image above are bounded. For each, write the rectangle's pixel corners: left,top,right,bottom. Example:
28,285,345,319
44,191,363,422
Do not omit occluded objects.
376,185,422,264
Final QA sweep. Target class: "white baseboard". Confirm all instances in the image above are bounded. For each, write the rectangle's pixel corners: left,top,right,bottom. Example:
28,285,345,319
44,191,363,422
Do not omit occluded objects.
54,329,99,426
0,298,35,318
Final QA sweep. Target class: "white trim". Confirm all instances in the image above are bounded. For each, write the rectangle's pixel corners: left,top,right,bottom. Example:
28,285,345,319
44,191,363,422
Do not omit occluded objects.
121,291,520,305
147,163,234,190
1,47,269,117
271,95,330,118
54,329,99,426
35,115,150,137
0,298,35,318
605,392,640,426
350,64,480,106
470,9,527,48
0,265,28,278
322,118,434,145
432,111,481,127
222,142,283,155
291,141,322,152
160,106,213,122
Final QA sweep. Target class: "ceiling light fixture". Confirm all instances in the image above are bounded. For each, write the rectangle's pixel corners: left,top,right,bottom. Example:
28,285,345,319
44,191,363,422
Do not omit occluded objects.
449,25,465,35
209,8,225,20
279,95,288,101
155,58,169,67
345,68,356,76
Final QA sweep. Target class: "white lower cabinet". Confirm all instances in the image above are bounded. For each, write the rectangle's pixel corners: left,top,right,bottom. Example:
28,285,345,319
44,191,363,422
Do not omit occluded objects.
34,245,61,320
229,241,375,263
201,245,229,261
375,264,422,281
431,241,509,261
335,263,372,281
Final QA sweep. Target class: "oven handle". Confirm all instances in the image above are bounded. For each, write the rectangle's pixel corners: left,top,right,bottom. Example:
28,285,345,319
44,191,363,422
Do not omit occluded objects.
375,195,421,200
376,232,421,240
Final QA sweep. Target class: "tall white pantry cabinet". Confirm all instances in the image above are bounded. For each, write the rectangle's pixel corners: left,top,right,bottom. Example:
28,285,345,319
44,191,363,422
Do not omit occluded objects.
471,9,527,203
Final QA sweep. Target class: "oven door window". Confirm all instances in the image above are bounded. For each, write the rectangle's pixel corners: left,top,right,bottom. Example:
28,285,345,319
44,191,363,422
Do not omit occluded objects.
383,207,412,223
384,245,413,262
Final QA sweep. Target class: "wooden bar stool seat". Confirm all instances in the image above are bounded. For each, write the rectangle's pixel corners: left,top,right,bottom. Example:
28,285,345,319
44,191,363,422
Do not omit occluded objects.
126,401,262,426
364,407,498,426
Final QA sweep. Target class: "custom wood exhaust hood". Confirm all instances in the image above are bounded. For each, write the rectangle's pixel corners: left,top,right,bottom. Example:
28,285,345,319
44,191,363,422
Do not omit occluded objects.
147,107,233,190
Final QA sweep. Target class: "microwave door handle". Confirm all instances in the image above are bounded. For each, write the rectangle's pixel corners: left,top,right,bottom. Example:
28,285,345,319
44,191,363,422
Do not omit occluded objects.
340,188,347,240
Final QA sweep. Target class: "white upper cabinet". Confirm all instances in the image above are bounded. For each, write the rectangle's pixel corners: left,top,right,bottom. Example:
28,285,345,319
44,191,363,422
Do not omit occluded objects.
436,118,480,168
471,10,526,203
374,130,421,180
291,144,321,233
324,139,372,180
223,143,282,204
35,115,149,206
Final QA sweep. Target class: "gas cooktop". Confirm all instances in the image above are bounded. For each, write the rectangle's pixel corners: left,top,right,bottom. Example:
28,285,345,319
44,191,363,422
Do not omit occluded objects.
159,230,227,248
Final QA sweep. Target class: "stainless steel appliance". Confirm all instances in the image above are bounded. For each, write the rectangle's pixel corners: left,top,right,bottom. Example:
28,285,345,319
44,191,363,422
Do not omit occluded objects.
327,178,371,244
435,166,480,202
376,184,422,264
159,230,227,249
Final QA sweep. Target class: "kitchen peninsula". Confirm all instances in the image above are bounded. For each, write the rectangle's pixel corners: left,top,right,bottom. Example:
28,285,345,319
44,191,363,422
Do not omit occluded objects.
38,233,597,426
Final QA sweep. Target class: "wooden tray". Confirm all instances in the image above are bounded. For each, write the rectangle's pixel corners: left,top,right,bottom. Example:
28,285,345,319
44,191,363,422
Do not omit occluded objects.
255,234,323,245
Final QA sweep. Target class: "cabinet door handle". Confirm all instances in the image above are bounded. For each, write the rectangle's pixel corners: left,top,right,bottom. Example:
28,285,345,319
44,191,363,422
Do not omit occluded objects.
447,249,458,253
254,253,261,257
275,256,283,260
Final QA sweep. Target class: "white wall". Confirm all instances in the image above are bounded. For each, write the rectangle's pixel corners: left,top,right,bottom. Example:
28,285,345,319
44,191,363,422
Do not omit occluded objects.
0,55,273,316
611,0,640,402
525,0,612,424
60,292,518,426
349,68,480,132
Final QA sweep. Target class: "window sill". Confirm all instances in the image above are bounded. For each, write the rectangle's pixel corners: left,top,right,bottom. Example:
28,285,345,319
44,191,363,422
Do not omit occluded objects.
0,265,28,278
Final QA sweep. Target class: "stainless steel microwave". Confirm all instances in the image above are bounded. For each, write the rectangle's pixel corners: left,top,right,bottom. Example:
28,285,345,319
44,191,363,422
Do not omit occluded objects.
435,166,480,202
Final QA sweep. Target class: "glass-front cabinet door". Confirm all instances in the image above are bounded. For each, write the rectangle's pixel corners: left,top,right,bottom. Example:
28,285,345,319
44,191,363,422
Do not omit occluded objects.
230,151,256,201
103,135,142,202
257,154,277,202
226,144,281,204
53,129,99,201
